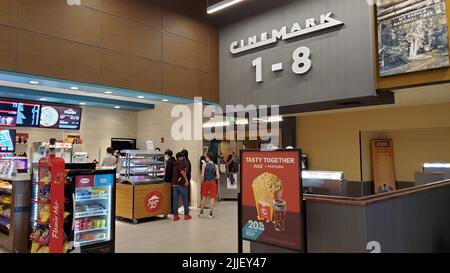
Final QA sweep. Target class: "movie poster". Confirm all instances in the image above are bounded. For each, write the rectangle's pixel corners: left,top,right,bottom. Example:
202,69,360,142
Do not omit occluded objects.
377,0,450,76
240,150,303,251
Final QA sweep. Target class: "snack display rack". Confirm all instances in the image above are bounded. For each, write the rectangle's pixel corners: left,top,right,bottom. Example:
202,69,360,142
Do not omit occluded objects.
29,155,68,253
0,175,30,252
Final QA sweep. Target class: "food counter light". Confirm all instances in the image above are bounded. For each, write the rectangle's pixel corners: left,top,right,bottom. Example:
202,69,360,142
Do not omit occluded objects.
302,171,344,180
423,163,450,168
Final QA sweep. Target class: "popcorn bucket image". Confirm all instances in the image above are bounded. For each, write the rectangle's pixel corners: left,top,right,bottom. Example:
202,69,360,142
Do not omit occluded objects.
252,172,283,222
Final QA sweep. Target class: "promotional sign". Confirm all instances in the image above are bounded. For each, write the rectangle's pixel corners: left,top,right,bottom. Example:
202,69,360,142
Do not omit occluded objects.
37,155,66,253
240,150,303,251
0,129,16,152
371,139,397,193
0,100,41,127
144,191,163,213
75,175,95,188
94,174,114,187
377,0,449,76
40,105,82,130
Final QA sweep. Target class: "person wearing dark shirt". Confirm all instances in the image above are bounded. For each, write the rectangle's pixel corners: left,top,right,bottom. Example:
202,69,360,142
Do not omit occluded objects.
171,152,191,221
181,149,192,182
164,150,175,183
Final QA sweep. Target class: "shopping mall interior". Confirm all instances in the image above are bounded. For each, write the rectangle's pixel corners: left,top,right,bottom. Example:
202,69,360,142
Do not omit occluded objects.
0,0,450,254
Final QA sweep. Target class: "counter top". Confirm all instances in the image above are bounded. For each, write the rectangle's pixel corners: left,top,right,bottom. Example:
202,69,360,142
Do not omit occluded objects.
304,179,450,206
0,174,31,182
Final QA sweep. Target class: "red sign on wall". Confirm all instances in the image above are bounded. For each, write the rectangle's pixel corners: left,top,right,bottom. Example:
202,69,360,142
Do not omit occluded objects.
144,191,163,213
240,150,304,251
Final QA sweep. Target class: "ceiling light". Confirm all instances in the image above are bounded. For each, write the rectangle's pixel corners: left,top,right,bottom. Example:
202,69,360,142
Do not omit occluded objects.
423,163,450,168
39,98,47,101
104,91,112,94
162,99,169,102
30,81,40,85
114,106,121,109
207,0,245,14
70,86,79,90
236,118,249,125
203,121,231,128
79,102,86,105
137,96,145,99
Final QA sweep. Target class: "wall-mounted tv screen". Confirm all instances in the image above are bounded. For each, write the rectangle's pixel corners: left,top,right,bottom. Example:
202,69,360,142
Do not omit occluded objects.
0,129,16,152
0,100,41,127
40,105,82,130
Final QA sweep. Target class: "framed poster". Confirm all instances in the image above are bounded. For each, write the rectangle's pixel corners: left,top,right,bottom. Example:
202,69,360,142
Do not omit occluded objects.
377,0,450,77
239,149,304,251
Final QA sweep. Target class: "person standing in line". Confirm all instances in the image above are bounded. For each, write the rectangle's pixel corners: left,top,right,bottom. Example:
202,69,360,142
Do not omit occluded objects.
181,149,192,182
199,152,220,219
101,147,117,168
164,150,176,183
171,152,192,221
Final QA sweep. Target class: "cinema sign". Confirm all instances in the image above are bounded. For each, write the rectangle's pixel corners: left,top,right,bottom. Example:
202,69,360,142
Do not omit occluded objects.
228,12,344,83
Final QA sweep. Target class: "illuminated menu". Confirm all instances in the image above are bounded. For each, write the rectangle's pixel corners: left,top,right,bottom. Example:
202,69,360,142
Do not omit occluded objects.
40,105,82,130
0,130,15,152
0,100,41,127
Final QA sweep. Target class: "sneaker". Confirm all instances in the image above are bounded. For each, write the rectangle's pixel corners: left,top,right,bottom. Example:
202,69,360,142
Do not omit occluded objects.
199,211,204,218
208,213,215,220
173,215,180,221
184,214,192,220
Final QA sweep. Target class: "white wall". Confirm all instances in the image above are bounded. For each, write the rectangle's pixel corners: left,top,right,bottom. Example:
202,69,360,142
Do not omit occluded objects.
15,106,138,162
137,103,203,207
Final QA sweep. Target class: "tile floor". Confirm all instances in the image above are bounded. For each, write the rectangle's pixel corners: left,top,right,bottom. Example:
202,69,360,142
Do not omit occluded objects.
116,201,240,253
0,201,245,253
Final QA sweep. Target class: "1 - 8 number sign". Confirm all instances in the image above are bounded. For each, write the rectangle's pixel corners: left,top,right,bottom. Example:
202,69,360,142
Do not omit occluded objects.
252,46,312,83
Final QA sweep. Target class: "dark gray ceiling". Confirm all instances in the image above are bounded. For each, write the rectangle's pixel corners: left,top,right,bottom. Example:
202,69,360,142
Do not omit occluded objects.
206,0,300,26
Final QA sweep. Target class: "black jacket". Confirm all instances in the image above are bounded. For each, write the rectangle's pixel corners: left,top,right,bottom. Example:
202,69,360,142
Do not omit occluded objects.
184,158,192,181
164,157,176,182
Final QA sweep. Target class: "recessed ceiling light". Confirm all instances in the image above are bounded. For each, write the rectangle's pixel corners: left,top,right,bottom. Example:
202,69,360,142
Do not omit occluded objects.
104,91,112,94
137,96,145,99
39,98,47,101
70,86,79,90
114,106,121,109
207,0,245,14
29,81,40,85
162,99,169,102
79,102,86,105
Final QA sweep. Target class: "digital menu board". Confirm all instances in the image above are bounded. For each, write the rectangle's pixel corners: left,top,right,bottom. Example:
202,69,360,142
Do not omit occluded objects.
0,100,41,127
40,105,82,130
0,129,16,152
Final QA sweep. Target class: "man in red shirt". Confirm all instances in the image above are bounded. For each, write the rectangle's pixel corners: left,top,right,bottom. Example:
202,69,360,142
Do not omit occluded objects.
171,152,192,221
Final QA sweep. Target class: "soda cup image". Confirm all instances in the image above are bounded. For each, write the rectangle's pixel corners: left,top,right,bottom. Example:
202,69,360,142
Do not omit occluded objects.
252,172,283,222
273,199,287,232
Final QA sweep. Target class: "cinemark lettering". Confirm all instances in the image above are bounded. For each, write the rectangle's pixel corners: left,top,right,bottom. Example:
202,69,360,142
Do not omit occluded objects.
230,12,344,54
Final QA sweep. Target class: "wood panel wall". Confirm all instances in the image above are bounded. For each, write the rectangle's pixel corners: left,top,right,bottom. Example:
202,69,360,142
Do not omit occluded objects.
0,0,219,102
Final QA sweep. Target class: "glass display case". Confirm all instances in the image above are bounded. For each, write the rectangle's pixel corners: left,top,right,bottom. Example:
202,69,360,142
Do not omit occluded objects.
119,150,165,185
302,171,347,196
